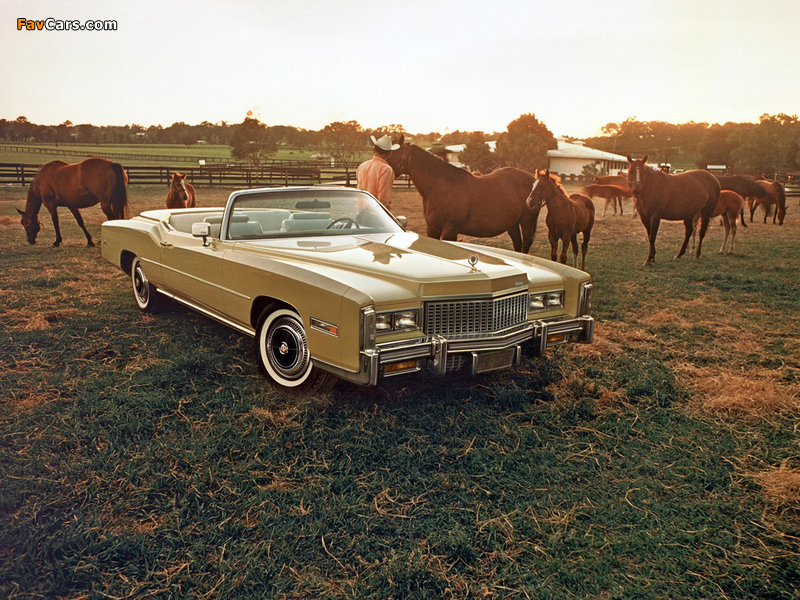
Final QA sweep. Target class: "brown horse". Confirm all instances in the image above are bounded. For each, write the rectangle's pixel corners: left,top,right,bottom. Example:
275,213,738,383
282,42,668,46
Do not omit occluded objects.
386,135,539,253
582,183,633,217
528,169,595,270
166,172,197,209
627,155,719,265
715,175,768,223
748,180,786,224
17,158,128,247
691,190,746,255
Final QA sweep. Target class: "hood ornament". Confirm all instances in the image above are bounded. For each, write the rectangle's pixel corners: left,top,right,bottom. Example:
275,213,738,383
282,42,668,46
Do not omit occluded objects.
468,253,480,271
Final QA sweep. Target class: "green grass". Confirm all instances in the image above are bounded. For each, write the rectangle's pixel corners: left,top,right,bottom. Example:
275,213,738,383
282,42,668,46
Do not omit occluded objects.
0,143,325,166
1,186,799,598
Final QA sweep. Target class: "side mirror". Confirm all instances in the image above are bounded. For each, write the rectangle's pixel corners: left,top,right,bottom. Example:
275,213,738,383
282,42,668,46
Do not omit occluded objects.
191,221,211,246
395,215,408,229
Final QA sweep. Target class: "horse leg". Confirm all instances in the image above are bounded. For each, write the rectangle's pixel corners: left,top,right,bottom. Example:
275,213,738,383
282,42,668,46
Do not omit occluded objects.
548,229,559,263
694,214,710,259
719,214,730,254
675,219,695,259
44,202,63,247
426,222,443,240
506,224,522,252
643,216,660,266
440,225,459,242
602,199,609,218
559,234,570,264
580,229,591,271
68,206,95,247
570,234,579,267
520,210,536,254
748,198,756,222
729,218,737,254
618,197,624,215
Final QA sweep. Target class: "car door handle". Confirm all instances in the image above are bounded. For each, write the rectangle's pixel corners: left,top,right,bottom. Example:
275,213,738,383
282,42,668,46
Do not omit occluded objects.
160,242,173,248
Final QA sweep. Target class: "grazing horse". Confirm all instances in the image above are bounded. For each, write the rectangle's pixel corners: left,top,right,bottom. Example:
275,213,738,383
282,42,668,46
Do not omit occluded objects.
749,180,786,224
166,172,197,209
17,157,128,247
386,135,539,253
527,169,595,270
626,155,719,266
715,175,769,223
691,190,746,255
582,183,634,217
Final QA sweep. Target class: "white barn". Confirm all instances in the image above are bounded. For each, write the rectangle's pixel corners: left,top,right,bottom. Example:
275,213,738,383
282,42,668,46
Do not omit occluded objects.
427,138,628,177
546,139,628,177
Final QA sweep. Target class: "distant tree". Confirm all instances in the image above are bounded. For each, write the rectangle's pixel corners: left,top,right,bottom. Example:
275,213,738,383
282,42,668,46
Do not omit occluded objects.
729,113,800,173
494,113,557,172
581,161,602,179
458,131,497,173
320,121,366,185
163,122,196,147
230,114,279,166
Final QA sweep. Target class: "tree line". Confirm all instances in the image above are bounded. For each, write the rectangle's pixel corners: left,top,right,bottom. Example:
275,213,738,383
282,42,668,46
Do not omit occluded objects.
2,112,798,175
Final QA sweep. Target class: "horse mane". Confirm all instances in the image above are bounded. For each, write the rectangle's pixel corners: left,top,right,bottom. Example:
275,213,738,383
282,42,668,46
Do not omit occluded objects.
408,144,473,184
537,169,570,201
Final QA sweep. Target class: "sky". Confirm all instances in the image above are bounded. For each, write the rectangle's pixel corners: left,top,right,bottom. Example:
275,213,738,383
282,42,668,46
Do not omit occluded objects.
2,0,799,139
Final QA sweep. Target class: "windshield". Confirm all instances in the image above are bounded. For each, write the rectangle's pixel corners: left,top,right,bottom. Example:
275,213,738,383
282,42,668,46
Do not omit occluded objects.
225,188,404,240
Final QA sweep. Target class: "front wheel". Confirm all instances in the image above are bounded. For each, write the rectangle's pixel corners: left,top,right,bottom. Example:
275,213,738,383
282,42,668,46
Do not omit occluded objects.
255,308,337,397
131,257,167,312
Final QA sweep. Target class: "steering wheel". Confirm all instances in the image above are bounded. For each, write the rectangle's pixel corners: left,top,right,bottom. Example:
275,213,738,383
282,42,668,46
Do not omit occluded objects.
326,217,360,230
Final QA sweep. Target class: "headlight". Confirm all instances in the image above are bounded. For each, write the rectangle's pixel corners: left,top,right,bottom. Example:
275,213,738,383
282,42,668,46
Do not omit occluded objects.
529,290,564,312
375,309,419,333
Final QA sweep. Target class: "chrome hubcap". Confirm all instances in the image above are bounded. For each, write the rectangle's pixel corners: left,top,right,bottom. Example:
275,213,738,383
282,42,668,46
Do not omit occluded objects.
266,316,310,381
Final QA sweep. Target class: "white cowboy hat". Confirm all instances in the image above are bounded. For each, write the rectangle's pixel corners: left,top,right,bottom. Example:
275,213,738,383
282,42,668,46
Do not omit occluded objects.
371,134,400,152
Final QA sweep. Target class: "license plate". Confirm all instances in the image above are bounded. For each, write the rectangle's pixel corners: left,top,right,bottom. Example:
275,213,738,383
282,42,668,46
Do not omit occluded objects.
473,348,515,374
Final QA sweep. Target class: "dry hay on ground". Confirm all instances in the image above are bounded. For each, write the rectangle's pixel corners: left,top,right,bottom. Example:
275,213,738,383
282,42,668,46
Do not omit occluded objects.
677,363,800,418
750,463,800,508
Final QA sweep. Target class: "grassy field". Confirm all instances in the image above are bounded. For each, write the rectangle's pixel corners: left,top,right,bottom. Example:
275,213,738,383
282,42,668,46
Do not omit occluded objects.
0,144,328,167
1,183,799,599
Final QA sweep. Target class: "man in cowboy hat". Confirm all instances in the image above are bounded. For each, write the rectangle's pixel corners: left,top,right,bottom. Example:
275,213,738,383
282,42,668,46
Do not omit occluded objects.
356,134,400,210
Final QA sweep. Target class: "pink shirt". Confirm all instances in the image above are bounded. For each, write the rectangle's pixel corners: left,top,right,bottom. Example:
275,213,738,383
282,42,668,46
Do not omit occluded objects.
356,156,394,209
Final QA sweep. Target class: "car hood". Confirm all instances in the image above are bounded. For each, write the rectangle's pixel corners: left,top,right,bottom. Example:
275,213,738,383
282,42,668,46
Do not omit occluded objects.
232,232,565,302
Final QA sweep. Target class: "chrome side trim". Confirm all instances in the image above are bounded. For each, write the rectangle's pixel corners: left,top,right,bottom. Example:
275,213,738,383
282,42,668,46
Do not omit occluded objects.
156,287,256,337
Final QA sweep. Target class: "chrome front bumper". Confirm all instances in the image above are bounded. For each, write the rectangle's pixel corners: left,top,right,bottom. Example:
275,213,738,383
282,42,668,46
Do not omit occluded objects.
318,314,594,386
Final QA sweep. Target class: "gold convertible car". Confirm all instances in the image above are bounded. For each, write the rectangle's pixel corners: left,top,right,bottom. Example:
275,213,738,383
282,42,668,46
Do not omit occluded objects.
102,187,594,396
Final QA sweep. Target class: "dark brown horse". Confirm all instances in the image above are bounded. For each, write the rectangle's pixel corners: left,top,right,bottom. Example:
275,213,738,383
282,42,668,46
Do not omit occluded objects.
386,136,539,253
627,155,719,265
749,180,786,224
528,169,595,270
17,158,128,247
716,175,769,223
166,172,197,209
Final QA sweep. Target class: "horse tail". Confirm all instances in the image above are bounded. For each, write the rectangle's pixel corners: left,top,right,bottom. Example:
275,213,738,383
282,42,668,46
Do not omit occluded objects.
109,162,128,219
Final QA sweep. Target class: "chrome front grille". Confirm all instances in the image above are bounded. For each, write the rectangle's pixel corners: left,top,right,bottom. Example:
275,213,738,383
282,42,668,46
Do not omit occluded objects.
424,292,528,338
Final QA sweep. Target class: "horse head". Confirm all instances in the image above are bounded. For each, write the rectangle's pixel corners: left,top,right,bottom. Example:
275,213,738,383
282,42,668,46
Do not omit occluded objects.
17,207,41,244
170,172,189,203
526,169,555,209
386,134,409,177
626,155,649,197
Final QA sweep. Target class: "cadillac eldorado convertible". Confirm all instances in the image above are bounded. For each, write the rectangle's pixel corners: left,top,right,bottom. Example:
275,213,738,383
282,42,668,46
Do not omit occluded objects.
101,186,594,396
